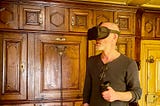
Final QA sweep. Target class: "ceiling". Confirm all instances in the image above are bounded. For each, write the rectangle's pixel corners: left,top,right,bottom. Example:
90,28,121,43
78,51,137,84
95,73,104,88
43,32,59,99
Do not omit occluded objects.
76,0,160,9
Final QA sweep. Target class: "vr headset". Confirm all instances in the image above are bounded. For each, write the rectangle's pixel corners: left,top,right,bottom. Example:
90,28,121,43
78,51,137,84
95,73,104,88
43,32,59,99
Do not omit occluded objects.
87,24,120,40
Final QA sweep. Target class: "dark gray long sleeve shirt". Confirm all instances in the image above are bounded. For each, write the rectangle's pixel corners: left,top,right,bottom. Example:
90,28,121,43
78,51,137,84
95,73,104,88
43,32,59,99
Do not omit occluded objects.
83,54,142,106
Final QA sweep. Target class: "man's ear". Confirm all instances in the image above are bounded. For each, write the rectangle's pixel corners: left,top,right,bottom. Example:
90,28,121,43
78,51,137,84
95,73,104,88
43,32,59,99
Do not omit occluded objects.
113,34,118,40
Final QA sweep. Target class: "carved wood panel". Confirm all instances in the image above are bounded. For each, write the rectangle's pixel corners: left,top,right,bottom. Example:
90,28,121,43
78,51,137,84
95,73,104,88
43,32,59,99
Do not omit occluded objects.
117,37,135,59
141,13,156,38
34,34,86,100
74,101,83,106
156,16,160,37
1,105,34,106
46,6,69,31
114,12,135,35
0,3,18,29
70,9,92,32
0,32,27,100
94,10,113,25
142,12,160,38
19,5,45,30
35,102,73,106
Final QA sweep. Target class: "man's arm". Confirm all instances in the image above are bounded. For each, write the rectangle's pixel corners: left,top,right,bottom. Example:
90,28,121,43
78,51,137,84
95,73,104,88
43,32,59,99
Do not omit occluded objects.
83,103,89,106
102,61,142,102
102,86,132,102
83,59,92,105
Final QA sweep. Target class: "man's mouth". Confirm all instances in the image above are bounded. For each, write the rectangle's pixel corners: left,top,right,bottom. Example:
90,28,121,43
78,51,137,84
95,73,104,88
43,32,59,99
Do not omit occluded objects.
96,41,101,45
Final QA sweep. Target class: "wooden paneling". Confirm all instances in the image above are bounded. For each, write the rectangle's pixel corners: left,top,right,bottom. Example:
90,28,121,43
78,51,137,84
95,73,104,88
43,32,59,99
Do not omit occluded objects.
46,6,69,31
19,5,45,30
114,12,135,35
0,0,140,105
93,10,114,25
140,40,160,106
0,3,18,29
0,104,35,106
70,9,92,32
117,37,135,59
141,12,160,39
156,16,160,37
0,32,27,100
142,13,156,38
35,102,73,106
34,34,86,100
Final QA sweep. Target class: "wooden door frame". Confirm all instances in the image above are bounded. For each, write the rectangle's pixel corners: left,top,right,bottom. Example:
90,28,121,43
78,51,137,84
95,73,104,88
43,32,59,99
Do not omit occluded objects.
140,40,160,106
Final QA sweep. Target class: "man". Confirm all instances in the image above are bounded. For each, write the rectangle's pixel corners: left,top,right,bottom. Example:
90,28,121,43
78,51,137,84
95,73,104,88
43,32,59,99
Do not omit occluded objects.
83,22,142,106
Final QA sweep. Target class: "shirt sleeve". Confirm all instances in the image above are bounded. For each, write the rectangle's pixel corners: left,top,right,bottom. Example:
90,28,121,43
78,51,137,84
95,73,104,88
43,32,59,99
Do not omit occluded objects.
126,61,142,102
83,59,92,104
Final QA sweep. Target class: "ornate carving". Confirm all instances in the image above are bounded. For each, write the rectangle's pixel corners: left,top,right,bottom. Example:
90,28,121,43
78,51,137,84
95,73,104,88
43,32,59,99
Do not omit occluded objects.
0,7,13,24
117,44,127,55
50,12,64,27
119,18,129,30
156,17,160,36
4,41,21,94
26,11,39,25
75,15,87,26
96,14,110,25
145,21,153,33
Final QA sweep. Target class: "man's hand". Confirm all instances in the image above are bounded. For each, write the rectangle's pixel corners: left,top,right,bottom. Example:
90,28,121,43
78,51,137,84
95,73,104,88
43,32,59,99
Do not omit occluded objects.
101,86,117,102
83,103,89,106
101,86,132,102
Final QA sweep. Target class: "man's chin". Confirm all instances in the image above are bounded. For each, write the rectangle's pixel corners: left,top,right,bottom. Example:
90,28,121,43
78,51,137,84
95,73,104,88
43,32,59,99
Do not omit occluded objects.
96,47,103,51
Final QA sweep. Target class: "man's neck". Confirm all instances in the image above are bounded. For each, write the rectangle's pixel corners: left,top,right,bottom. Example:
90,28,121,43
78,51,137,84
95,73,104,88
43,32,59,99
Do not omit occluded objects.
101,50,120,64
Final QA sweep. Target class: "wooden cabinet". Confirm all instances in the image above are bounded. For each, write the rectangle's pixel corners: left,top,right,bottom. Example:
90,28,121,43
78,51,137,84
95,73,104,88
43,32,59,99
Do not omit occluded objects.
0,104,35,106
36,101,82,106
114,11,135,35
70,9,92,32
0,0,139,105
46,6,69,31
0,3,18,29
74,101,83,106
34,34,86,100
0,32,27,100
19,5,45,30
141,12,160,38
93,10,114,25
35,102,73,106
117,37,135,59
0,32,86,105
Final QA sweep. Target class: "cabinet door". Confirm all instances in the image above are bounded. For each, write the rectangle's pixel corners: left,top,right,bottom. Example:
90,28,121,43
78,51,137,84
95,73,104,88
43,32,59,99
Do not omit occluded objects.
87,40,101,57
0,3,18,29
34,34,87,100
141,12,160,38
46,6,69,31
88,37,135,59
156,15,160,38
35,102,73,106
117,37,135,59
114,12,135,35
0,32,27,100
0,104,33,106
70,9,92,32
19,5,45,30
74,101,83,106
94,10,113,25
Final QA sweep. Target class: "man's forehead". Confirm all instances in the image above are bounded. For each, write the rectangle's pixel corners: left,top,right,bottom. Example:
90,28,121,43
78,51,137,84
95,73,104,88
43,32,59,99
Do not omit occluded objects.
101,22,119,31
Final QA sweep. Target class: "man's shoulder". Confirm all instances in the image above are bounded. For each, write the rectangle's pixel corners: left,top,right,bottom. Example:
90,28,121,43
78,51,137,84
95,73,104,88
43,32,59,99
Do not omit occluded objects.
88,54,101,60
119,54,135,64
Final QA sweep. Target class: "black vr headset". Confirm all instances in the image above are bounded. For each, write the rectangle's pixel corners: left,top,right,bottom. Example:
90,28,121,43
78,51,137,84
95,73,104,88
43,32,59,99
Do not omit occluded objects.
87,24,120,40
